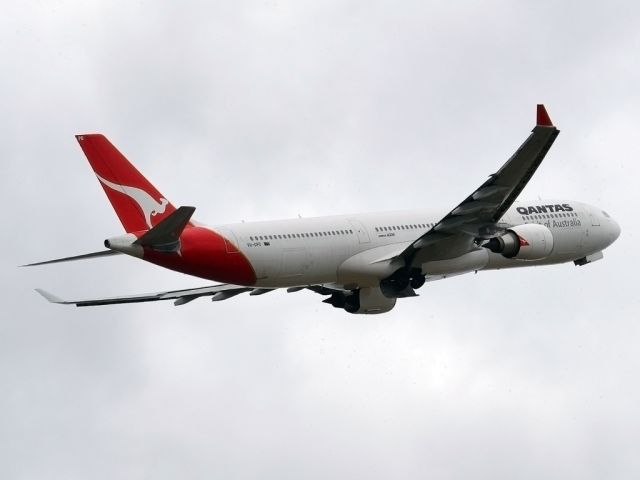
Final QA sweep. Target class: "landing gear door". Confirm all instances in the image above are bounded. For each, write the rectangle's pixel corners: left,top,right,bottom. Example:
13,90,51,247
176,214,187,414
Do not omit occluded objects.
348,219,371,244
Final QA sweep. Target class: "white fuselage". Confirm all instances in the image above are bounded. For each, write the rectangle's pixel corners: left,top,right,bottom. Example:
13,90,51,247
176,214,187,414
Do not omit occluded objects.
213,200,620,289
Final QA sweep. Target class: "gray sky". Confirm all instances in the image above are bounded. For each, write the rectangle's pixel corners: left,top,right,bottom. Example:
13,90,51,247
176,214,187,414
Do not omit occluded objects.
2,1,639,478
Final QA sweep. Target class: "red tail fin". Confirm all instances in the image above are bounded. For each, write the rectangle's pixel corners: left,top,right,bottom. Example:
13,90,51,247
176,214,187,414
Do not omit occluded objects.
76,134,177,233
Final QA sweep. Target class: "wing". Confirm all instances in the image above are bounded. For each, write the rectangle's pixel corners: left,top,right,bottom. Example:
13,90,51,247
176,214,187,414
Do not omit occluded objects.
403,104,560,267
36,284,255,307
36,282,350,308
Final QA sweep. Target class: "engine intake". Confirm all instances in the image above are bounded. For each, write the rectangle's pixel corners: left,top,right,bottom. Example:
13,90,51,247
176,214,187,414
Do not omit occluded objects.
485,223,554,260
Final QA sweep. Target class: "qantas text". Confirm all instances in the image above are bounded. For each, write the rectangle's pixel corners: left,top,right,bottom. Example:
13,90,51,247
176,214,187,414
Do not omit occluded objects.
516,203,574,215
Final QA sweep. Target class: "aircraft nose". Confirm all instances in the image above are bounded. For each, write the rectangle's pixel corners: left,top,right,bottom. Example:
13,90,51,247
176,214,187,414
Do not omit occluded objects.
610,217,621,242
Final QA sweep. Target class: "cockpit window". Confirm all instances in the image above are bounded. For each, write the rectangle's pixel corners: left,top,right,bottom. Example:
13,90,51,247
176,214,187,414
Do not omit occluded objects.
602,210,611,218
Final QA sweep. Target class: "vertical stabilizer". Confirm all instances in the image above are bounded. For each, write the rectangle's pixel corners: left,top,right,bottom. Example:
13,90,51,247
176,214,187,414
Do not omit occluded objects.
76,134,179,233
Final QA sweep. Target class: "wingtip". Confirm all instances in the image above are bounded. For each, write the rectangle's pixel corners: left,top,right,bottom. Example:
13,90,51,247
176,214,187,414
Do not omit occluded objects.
536,104,554,127
35,288,64,304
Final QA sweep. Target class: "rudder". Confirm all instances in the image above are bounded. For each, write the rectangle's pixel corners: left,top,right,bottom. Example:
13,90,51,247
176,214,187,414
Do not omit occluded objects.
76,134,178,233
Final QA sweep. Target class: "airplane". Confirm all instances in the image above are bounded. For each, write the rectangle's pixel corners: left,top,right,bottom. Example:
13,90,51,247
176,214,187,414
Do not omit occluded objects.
27,105,620,314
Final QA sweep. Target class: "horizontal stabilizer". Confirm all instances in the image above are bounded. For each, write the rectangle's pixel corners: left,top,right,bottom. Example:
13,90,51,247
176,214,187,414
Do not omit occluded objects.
134,206,196,251
22,249,122,267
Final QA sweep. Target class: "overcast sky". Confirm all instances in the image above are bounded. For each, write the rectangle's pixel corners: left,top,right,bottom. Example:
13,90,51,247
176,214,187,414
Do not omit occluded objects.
2,1,639,478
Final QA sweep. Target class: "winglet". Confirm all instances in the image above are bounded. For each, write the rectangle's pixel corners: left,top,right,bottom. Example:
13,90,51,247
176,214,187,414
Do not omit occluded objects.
536,104,553,127
35,288,65,304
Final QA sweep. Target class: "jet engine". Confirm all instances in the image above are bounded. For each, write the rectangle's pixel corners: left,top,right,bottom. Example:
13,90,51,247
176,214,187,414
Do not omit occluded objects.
323,286,396,314
484,223,554,260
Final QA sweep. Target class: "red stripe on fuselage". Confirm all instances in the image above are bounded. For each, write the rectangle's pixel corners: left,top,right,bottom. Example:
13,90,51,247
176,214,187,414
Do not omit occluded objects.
140,227,256,285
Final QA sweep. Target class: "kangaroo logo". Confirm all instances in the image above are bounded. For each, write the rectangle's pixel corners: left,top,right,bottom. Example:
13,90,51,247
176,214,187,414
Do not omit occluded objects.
96,174,168,228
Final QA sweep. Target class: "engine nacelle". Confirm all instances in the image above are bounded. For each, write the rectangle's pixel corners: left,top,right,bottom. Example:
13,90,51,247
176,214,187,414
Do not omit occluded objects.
485,223,554,260
323,287,396,314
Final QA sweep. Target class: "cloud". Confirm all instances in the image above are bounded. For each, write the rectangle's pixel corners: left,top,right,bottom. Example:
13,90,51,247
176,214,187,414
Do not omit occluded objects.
1,1,638,478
